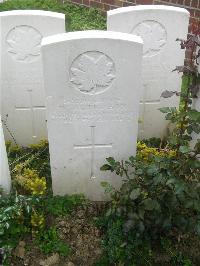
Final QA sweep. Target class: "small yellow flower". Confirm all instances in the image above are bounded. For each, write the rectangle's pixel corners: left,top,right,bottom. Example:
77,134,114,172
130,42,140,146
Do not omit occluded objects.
137,141,176,161
26,177,47,195
31,211,45,229
29,139,48,150
14,167,47,195
14,163,24,173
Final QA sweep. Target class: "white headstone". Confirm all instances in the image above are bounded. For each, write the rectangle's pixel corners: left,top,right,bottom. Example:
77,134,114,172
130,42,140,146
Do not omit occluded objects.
0,10,65,146
0,116,11,194
41,30,143,200
108,5,189,139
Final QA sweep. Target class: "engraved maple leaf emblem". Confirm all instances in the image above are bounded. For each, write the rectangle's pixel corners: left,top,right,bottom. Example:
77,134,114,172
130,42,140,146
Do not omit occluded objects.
133,21,166,57
7,26,42,62
70,52,115,94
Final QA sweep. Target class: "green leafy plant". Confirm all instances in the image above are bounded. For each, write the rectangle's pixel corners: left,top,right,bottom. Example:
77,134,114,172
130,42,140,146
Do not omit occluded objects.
0,194,42,263
45,194,85,217
161,238,193,266
95,216,153,265
98,23,200,265
35,226,70,256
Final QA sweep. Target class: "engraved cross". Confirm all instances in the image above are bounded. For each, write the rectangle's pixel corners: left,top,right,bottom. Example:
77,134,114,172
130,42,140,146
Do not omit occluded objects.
15,89,45,142
74,126,112,179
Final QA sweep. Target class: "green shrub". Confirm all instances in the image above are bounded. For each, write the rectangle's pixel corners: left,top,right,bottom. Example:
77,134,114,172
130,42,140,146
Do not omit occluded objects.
98,29,200,265
0,194,42,263
95,217,152,265
35,226,70,256
101,149,200,235
45,194,85,217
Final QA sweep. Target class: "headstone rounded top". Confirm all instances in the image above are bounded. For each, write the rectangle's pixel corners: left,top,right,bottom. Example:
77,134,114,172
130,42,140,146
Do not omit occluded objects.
0,10,65,19
107,5,190,17
41,30,143,47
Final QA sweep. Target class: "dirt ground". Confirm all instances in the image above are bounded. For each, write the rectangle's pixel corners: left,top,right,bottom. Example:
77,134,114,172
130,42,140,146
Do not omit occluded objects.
10,203,105,266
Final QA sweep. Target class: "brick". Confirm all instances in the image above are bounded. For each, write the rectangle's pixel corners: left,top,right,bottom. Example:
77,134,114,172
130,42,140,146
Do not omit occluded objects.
177,0,183,4
103,3,111,10
82,0,89,5
126,0,136,3
70,0,83,4
110,4,120,8
153,1,172,5
122,1,135,6
137,0,153,4
184,0,191,6
90,0,104,8
189,9,195,17
101,0,115,4
191,0,198,8
188,17,197,32
113,0,123,6
194,10,200,19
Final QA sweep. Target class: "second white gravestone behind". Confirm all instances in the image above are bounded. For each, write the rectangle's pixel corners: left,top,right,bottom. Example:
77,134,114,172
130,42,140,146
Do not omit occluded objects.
42,31,143,200
108,5,189,139
0,10,65,146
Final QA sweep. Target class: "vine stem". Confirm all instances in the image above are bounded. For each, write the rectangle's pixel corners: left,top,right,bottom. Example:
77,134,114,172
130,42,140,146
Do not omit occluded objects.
176,33,198,153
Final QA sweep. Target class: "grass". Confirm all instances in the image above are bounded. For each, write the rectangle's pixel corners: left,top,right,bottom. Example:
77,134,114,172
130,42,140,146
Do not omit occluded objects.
0,0,106,31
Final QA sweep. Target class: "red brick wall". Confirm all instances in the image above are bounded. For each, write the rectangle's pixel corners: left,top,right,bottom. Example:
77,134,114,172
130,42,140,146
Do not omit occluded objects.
67,0,200,29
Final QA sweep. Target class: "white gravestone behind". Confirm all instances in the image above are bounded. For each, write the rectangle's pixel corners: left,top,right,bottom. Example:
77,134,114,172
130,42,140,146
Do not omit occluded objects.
108,5,189,139
41,31,143,200
0,10,65,146
0,116,11,194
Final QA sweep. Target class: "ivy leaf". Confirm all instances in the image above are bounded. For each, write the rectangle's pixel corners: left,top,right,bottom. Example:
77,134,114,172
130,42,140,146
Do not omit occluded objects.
162,218,172,230
188,110,200,122
123,219,135,233
135,168,143,175
130,188,141,200
153,174,165,185
192,123,200,134
100,164,112,171
179,146,190,153
147,165,159,175
106,157,116,166
138,221,145,233
159,107,171,113
142,199,160,211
